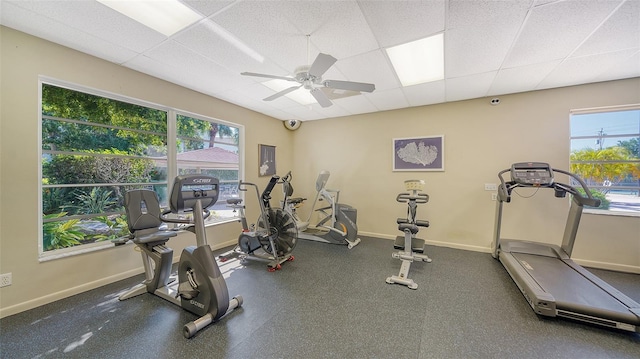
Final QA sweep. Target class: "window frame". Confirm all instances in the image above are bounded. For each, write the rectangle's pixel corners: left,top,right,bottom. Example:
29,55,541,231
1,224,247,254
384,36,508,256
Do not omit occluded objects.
38,77,243,261
569,104,640,218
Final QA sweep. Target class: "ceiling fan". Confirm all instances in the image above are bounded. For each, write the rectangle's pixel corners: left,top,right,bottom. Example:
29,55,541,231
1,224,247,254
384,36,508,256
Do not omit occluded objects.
241,39,375,107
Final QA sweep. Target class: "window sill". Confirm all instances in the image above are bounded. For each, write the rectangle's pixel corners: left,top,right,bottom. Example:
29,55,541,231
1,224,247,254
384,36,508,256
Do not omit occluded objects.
583,208,640,218
39,217,240,262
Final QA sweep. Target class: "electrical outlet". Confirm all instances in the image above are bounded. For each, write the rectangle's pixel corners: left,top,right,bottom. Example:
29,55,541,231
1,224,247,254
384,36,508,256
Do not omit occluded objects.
484,183,497,191
491,193,498,201
0,273,11,287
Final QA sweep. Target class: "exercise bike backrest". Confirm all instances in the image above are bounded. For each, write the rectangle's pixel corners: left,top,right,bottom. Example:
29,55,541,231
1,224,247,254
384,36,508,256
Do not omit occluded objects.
397,192,429,225
497,162,600,208
125,189,175,241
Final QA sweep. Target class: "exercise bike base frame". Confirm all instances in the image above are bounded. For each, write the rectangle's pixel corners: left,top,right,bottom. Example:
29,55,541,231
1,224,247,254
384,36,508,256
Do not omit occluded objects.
386,232,431,290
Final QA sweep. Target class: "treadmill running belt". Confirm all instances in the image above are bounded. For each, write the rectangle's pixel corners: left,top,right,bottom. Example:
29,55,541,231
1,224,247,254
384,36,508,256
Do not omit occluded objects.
512,253,631,315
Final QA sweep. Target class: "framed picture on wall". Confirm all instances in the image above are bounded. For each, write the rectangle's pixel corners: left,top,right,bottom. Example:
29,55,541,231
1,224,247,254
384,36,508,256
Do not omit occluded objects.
393,135,444,171
259,144,276,176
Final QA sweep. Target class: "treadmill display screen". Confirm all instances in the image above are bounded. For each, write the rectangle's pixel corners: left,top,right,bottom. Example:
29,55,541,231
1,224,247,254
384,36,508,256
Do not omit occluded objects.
511,162,554,186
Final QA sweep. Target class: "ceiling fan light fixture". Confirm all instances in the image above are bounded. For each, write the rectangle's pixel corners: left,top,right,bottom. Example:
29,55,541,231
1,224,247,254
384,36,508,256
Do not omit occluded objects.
386,33,444,87
97,0,202,37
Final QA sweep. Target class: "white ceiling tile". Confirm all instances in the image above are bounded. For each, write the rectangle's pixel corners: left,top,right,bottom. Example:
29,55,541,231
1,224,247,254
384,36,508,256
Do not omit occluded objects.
402,81,446,107
0,1,139,64
330,94,377,115
183,0,235,17
446,72,497,102
210,1,315,72
174,20,287,75
446,0,531,77
487,60,561,96
365,88,410,112
594,51,640,82
5,0,166,52
358,0,446,48
573,0,640,57
273,1,379,59
281,106,327,121
504,0,622,67
333,50,399,91
538,49,640,90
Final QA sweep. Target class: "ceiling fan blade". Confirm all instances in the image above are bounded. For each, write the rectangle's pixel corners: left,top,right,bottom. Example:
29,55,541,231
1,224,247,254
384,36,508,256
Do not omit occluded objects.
310,88,333,108
324,80,375,93
308,53,337,78
241,72,298,82
263,85,303,101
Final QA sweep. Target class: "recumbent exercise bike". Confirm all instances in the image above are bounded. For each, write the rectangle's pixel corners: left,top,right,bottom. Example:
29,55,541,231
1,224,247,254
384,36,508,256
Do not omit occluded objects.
118,174,242,338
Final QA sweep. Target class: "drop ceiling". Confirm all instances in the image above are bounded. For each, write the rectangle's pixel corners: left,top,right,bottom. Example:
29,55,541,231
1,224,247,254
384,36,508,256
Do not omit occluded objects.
1,0,639,121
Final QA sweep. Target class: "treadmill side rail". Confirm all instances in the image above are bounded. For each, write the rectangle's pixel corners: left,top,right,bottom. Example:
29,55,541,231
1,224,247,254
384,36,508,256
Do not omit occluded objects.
499,251,557,317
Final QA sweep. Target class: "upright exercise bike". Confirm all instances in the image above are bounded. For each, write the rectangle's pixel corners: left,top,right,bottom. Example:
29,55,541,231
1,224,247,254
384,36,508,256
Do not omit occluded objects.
282,170,361,249
119,174,242,338
386,179,432,289
221,175,297,271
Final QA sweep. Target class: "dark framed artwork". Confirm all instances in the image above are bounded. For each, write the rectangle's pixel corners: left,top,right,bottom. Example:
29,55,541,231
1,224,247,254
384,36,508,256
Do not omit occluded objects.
259,144,276,176
393,135,444,171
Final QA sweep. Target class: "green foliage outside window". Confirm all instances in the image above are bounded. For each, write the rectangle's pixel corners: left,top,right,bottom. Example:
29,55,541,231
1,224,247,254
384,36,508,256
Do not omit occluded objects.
41,83,241,252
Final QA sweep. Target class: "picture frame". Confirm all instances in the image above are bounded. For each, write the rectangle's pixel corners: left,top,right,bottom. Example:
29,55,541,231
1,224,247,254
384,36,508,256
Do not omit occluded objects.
259,144,276,176
393,135,444,171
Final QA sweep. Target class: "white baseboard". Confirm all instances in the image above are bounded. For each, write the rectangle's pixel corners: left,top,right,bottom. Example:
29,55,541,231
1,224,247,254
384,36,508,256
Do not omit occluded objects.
359,231,639,273
573,258,640,274
359,231,492,254
0,239,238,319
0,267,143,318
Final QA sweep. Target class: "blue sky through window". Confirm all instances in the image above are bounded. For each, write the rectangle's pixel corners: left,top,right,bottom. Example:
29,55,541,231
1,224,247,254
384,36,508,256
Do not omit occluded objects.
570,109,640,152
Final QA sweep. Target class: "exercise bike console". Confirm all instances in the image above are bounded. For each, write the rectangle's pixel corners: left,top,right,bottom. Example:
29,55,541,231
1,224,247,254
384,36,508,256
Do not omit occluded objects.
169,175,219,212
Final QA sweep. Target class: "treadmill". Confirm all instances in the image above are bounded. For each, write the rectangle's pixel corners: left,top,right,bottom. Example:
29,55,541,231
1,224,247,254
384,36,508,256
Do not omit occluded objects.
491,162,640,333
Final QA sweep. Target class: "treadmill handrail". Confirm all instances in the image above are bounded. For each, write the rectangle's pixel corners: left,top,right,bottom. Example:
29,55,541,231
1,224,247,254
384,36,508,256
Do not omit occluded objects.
497,167,600,208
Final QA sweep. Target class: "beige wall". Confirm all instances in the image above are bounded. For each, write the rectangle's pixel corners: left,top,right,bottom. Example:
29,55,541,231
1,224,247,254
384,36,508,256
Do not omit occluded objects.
1,26,639,317
290,80,640,272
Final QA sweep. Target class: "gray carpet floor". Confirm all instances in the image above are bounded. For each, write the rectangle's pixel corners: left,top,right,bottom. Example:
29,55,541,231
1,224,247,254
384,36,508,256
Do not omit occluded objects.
0,236,639,358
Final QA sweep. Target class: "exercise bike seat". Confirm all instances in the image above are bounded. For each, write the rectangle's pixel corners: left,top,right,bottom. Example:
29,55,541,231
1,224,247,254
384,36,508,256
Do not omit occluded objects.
125,189,177,245
393,236,425,253
287,197,306,205
226,198,243,205
397,218,429,228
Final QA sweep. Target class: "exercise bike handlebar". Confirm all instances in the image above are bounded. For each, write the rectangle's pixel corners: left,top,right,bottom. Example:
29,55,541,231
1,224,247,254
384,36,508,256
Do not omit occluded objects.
160,208,211,224
396,192,429,204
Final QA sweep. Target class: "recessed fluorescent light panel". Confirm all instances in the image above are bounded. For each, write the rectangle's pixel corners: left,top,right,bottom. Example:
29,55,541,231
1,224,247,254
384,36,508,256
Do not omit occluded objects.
262,80,315,105
97,0,202,37
203,20,264,63
386,33,444,87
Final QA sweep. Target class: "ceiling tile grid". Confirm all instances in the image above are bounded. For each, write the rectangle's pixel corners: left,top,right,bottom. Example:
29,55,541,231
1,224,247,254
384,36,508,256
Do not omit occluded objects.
1,0,638,122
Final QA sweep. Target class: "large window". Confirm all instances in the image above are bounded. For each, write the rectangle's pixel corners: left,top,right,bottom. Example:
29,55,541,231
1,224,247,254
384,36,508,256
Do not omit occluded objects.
570,106,640,216
40,80,241,258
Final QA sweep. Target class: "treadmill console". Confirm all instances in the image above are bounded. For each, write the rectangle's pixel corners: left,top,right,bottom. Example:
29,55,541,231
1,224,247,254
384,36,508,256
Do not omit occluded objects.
510,162,554,186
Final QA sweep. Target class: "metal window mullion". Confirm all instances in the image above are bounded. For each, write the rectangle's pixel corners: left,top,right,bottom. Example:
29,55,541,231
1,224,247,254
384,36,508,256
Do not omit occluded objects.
43,182,168,189
571,133,640,140
43,150,153,161
571,160,640,164
42,115,166,137
43,211,126,223
167,109,177,186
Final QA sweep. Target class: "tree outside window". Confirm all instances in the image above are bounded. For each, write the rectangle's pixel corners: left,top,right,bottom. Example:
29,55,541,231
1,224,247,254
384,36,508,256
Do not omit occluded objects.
40,82,240,255
570,108,640,215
